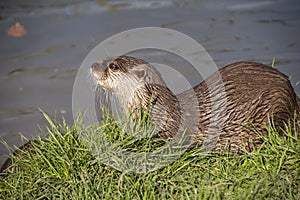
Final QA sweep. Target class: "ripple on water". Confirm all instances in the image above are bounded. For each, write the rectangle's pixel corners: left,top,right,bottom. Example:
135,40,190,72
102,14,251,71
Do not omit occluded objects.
227,1,274,11
0,0,178,18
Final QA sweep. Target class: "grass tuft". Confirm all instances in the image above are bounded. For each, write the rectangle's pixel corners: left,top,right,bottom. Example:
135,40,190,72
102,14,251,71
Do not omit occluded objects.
0,112,299,199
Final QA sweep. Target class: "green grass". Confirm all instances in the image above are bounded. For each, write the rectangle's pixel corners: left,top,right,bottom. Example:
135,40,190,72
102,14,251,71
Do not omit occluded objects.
0,112,299,200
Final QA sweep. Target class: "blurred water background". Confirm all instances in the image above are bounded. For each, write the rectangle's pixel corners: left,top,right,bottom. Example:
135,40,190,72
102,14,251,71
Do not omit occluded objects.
0,0,299,166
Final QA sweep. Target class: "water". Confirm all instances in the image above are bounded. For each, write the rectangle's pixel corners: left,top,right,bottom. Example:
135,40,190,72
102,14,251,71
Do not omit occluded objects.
0,0,299,166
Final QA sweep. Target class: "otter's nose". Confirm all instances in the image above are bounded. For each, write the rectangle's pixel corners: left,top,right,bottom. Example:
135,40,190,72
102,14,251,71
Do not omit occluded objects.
91,62,105,72
91,62,100,70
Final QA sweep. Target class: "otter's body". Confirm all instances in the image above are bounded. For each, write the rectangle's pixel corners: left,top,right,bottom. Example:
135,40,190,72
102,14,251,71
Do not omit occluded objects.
91,56,299,153
188,62,299,151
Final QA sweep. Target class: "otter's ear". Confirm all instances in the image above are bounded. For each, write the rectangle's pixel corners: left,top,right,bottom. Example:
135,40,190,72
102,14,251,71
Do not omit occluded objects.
133,68,146,80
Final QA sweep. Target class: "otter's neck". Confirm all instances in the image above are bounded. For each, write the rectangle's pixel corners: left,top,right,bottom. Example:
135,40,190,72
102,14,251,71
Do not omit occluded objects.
125,84,181,138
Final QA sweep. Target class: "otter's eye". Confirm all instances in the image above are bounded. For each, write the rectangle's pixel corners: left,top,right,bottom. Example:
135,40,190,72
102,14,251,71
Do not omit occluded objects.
108,63,119,70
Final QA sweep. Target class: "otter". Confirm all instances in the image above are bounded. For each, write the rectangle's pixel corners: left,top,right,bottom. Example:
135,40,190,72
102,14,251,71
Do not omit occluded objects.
91,56,299,153
1,56,299,173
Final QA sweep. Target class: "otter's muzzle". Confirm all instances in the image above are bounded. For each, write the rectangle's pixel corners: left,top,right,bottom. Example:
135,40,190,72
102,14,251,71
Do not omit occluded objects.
90,62,107,81
91,62,105,73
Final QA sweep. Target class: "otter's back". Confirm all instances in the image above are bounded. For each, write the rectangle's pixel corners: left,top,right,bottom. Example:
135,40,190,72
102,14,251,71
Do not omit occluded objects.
189,62,299,151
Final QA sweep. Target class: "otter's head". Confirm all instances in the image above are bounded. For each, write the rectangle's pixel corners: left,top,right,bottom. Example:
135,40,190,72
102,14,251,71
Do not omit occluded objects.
90,56,169,110
90,56,166,91
91,56,166,96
